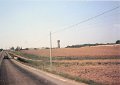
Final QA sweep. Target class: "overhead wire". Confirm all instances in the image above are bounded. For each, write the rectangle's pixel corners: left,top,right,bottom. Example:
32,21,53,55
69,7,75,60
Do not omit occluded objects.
52,6,120,35
29,6,120,46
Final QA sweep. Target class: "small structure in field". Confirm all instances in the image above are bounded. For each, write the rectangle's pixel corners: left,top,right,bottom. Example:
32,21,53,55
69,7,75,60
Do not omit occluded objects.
57,40,60,48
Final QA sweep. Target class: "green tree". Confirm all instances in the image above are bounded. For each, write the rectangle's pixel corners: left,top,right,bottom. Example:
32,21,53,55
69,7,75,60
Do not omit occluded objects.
10,47,15,51
0,48,3,51
116,40,120,44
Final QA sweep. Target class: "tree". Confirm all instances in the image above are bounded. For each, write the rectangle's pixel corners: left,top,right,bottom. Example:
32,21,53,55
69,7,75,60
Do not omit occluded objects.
15,46,21,51
116,40,120,44
0,48,3,51
25,48,29,50
10,47,15,51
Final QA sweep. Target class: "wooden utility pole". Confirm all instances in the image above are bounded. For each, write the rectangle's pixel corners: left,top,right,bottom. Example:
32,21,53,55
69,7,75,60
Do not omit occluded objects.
49,32,52,69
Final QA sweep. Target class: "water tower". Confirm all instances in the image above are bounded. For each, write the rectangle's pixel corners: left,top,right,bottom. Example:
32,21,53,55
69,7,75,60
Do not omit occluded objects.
57,40,60,48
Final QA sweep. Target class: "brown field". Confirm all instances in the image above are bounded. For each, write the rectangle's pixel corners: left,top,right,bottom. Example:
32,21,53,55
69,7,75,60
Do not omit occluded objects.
19,45,120,85
54,65,120,85
51,59,120,85
21,45,120,57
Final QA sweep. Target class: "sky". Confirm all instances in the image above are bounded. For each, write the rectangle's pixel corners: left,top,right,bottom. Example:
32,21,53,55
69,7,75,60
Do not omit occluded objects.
0,1,120,49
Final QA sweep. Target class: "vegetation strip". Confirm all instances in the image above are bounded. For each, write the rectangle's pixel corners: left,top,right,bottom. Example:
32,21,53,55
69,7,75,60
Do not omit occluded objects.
13,51,120,60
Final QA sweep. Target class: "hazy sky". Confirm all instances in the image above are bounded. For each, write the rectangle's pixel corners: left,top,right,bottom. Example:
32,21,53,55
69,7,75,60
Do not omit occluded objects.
0,1,120,49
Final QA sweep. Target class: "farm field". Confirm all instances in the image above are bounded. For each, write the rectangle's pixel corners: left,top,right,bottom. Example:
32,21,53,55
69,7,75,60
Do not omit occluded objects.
12,45,120,85
52,60,120,85
21,45,120,58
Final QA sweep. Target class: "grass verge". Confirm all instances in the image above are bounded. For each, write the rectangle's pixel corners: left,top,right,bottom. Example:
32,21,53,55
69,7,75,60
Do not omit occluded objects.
15,56,104,85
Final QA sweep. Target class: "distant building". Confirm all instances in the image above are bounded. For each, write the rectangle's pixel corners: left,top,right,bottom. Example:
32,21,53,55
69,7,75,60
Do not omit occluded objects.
57,40,60,48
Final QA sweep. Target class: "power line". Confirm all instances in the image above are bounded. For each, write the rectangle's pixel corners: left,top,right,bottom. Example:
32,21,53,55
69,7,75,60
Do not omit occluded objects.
29,6,120,46
52,6,120,34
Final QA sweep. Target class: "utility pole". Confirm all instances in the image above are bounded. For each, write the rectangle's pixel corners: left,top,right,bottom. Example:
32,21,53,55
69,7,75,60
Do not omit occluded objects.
49,32,52,69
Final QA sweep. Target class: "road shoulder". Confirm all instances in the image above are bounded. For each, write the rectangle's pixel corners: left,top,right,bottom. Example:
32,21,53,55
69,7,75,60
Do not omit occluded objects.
11,59,87,85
